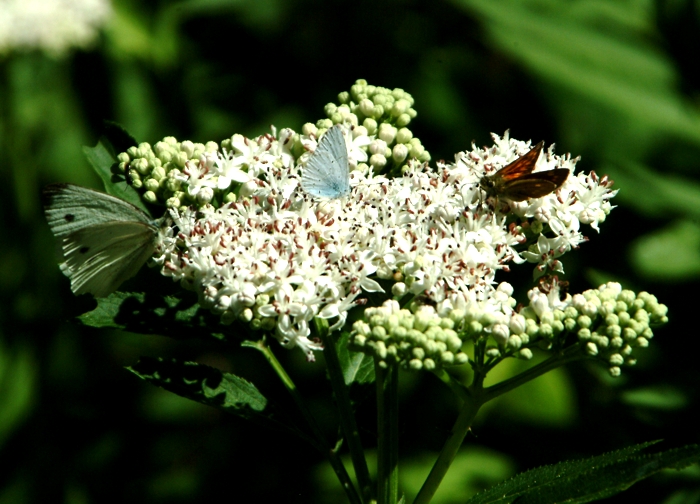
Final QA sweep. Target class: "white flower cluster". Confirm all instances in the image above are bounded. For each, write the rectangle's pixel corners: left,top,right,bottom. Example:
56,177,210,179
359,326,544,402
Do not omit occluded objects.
0,0,111,57
152,126,616,360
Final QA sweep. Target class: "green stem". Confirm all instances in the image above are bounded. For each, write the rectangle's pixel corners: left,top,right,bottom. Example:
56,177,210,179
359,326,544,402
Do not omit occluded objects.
482,343,586,402
414,342,586,503
316,320,373,503
248,338,363,504
431,368,470,403
413,388,483,504
376,361,399,504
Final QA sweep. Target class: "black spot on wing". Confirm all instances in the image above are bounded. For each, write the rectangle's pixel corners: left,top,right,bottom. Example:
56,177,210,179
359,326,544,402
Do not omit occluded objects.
79,246,90,254
65,214,76,222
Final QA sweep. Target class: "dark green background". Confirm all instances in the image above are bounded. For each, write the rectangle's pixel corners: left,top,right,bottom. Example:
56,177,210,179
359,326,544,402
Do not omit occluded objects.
2,0,699,502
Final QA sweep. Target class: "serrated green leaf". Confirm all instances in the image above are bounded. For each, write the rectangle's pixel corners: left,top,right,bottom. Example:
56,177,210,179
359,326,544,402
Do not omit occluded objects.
466,441,700,504
127,357,267,417
336,332,375,385
127,357,316,445
78,291,242,342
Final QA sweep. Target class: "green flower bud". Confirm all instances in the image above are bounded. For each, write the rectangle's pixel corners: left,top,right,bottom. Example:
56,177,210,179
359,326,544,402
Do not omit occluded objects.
485,347,500,358
606,324,622,338
378,124,397,144
586,342,598,355
564,317,577,331
394,113,410,127
518,348,533,360
396,128,413,144
609,353,624,366
409,359,422,370
363,118,378,135
441,352,455,365
539,323,553,338
358,98,374,117
369,154,387,169
144,178,159,192
622,327,636,341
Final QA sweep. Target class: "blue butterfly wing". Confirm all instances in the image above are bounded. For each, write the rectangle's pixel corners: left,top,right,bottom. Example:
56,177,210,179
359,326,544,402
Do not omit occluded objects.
301,125,350,198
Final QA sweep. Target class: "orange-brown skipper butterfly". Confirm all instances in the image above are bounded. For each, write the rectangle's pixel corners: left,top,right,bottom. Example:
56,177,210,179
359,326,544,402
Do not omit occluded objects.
479,141,569,202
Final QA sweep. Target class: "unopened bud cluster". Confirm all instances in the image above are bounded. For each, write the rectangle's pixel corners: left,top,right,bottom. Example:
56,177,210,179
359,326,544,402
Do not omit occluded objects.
350,300,469,370
308,78,430,174
566,283,667,376
113,138,221,208
350,282,667,377
485,281,668,376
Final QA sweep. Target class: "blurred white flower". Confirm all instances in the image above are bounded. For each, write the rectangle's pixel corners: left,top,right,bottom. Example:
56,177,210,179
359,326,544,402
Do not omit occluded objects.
0,0,111,57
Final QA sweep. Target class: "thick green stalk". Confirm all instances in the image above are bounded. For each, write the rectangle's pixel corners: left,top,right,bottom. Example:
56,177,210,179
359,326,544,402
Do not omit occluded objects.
249,338,363,504
317,320,373,503
376,361,399,504
414,342,587,503
413,388,482,504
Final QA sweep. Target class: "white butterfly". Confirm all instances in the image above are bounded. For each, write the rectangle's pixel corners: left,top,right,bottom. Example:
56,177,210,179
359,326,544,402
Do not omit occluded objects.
301,124,351,199
42,184,159,297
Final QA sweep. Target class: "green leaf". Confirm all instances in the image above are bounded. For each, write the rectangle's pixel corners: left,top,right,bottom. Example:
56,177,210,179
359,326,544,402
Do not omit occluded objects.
101,121,138,154
465,441,700,504
82,123,149,213
630,219,700,281
457,0,700,145
127,357,267,418
127,357,317,444
609,160,700,220
336,331,375,385
78,291,241,342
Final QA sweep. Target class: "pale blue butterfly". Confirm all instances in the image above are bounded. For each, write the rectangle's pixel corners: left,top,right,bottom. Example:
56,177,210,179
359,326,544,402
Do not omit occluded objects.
301,125,350,199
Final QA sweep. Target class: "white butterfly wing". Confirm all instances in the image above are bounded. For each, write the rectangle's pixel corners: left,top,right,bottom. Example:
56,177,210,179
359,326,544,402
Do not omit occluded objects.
61,221,158,297
43,184,158,297
301,125,350,198
43,183,153,238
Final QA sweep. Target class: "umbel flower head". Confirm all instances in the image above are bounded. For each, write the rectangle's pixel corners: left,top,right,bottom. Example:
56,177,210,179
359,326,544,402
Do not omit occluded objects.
114,79,650,371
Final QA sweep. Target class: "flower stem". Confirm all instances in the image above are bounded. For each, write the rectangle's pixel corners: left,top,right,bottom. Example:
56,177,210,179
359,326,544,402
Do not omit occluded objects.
482,343,586,402
317,321,373,503
414,342,587,503
413,389,483,504
249,337,363,504
376,361,399,504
